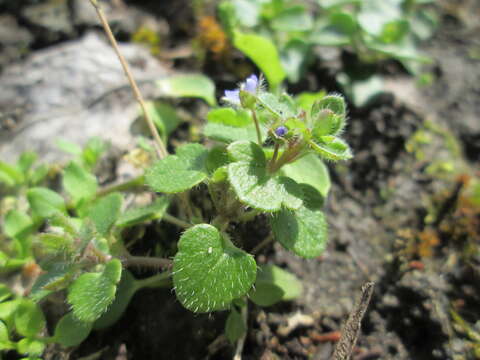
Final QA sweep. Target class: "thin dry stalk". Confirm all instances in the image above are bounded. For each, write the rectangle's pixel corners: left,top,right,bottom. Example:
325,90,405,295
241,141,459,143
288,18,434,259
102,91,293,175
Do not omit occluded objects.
88,0,168,159
333,281,375,360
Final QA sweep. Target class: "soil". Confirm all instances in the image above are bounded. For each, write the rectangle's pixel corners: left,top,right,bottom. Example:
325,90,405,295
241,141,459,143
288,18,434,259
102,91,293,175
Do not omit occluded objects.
1,1,479,360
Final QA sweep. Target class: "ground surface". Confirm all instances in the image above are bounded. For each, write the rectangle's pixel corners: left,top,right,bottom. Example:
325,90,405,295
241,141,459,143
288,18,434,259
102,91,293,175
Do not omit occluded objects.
1,1,479,359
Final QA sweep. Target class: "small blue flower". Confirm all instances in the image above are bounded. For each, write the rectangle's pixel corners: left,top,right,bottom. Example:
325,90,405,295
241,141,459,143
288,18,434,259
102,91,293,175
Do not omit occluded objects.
223,89,240,106
275,126,288,137
222,74,259,105
243,74,258,94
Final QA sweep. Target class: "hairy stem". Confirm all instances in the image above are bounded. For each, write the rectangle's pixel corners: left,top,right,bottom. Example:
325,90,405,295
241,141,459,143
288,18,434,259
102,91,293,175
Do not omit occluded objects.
268,142,280,173
88,0,167,159
251,109,262,146
251,233,274,255
96,175,145,197
163,213,192,229
122,255,172,269
135,271,171,289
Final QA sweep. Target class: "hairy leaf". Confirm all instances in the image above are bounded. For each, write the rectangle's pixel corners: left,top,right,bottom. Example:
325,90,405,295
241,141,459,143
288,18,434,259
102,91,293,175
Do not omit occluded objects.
117,197,170,228
173,224,256,313
227,141,303,212
54,312,92,348
146,144,208,193
88,193,123,236
4,210,33,239
67,259,122,322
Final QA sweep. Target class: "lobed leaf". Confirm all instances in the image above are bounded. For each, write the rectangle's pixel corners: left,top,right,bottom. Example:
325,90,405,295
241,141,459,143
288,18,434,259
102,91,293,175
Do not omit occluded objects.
281,154,330,198
87,193,123,236
146,144,209,194
117,197,170,228
227,141,303,212
67,259,122,322
309,136,353,161
270,204,328,258
173,224,256,313
54,312,92,348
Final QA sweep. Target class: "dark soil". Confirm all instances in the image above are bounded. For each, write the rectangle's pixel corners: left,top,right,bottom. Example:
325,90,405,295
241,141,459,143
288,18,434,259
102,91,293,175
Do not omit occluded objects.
1,1,479,360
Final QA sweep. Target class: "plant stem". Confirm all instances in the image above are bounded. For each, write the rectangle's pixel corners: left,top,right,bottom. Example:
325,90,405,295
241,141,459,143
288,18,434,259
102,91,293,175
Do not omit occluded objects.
268,142,280,173
251,233,274,255
135,271,171,289
233,302,248,360
163,213,192,229
122,255,172,269
96,175,145,197
88,0,167,159
251,109,262,146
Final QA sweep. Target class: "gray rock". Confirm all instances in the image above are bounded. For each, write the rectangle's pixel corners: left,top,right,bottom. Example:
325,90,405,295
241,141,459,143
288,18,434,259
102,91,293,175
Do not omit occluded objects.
0,32,169,163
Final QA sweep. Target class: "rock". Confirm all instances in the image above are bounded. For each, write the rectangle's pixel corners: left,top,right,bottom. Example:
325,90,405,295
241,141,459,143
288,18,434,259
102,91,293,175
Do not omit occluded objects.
0,31,169,163
0,15,32,69
21,0,74,35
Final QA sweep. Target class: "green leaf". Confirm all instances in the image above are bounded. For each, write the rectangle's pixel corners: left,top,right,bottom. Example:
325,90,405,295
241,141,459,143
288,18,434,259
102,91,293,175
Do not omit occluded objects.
82,137,108,169
249,264,302,307
206,146,230,175
4,210,33,238
271,6,313,32
204,108,265,144
27,187,66,219
0,284,12,302
0,320,8,342
0,299,20,329
146,144,209,193
233,31,286,89
67,259,122,322
156,74,216,106
231,0,260,27
227,141,303,212
88,193,123,236
309,137,353,161
281,154,330,198
311,94,346,117
225,308,246,343
63,161,98,203
257,93,296,119
249,281,283,307
56,139,82,155
14,299,46,338
17,152,37,173
329,11,358,35
173,224,256,313
94,270,137,329
117,197,170,228
30,264,75,302
357,0,402,36
54,312,92,348
295,91,326,112
0,162,22,187
270,204,328,258
17,338,45,356
145,101,181,140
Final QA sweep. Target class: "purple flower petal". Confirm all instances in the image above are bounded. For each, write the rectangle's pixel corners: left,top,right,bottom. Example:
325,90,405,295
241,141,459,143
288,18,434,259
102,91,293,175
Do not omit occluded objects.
243,74,258,94
274,126,287,137
223,89,241,105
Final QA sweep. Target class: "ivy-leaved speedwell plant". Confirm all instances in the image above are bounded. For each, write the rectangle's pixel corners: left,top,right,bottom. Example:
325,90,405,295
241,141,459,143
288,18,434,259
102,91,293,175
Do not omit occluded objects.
147,74,352,312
